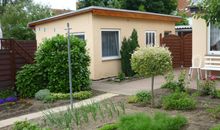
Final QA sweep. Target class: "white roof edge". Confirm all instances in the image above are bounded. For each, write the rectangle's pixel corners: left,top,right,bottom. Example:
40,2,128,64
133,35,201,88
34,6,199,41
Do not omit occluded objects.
29,6,181,26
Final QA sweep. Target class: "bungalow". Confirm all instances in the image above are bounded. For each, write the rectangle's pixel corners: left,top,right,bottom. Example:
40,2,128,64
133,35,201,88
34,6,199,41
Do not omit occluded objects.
28,6,181,80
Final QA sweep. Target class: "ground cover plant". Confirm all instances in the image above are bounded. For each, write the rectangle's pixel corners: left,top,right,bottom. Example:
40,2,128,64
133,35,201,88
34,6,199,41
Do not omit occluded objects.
162,92,196,110
13,120,50,130
207,105,220,119
131,46,172,106
16,35,91,98
128,91,151,104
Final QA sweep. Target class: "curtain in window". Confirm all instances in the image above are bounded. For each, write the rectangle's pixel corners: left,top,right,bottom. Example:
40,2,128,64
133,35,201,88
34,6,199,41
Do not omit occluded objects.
210,24,220,51
102,31,119,57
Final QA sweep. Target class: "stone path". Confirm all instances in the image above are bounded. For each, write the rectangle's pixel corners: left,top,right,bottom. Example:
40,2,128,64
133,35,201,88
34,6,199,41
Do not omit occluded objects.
0,93,118,129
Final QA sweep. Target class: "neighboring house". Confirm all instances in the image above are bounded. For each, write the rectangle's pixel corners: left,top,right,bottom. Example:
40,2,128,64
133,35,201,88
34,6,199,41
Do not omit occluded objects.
28,6,181,80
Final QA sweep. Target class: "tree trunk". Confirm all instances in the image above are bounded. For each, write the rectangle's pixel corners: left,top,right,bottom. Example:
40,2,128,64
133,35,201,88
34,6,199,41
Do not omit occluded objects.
151,76,155,107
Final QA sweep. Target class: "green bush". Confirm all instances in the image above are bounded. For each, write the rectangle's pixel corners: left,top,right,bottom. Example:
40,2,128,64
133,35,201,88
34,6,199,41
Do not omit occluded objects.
136,91,151,103
51,93,70,100
207,105,220,119
35,35,91,93
118,112,187,130
73,91,92,100
0,89,15,99
13,121,50,130
43,95,56,103
120,29,139,77
199,79,216,96
117,72,126,81
16,64,47,98
127,95,139,103
162,92,196,110
98,123,118,130
210,124,220,130
35,89,51,100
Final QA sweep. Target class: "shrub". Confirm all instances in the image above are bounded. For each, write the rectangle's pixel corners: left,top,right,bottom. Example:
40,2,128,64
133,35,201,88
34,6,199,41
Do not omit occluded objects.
207,105,220,119
199,78,216,96
136,91,151,103
51,93,70,100
35,89,51,100
13,121,50,130
120,29,139,77
118,112,187,130
16,64,47,98
0,89,15,99
43,95,56,103
127,95,139,103
117,72,126,81
131,46,172,106
210,124,220,130
98,123,119,130
35,35,91,93
162,92,196,110
73,91,92,100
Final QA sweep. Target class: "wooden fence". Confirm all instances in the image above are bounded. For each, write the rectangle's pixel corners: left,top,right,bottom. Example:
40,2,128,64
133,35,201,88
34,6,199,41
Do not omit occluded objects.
0,39,36,90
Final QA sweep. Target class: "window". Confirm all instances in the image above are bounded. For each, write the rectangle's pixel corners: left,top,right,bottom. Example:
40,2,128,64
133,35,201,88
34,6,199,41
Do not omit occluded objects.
208,24,220,55
146,31,156,46
101,30,120,59
72,32,85,40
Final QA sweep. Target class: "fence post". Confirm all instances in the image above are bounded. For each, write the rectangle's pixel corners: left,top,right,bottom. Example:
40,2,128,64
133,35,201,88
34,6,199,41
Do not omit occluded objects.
10,40,16,90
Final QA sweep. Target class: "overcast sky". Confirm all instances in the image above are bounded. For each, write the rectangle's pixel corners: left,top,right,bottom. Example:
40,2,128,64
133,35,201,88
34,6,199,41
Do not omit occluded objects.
33,0,77,10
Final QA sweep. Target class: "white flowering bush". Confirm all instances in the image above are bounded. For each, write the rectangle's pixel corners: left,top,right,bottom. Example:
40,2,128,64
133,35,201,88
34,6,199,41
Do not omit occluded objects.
131,46,172,106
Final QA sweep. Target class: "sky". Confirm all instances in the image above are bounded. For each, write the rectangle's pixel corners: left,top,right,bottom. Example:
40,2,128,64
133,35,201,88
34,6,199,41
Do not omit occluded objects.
33,0,77,10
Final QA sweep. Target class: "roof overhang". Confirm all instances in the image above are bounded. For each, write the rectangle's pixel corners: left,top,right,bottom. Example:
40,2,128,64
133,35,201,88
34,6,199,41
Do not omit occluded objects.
28,6,182,28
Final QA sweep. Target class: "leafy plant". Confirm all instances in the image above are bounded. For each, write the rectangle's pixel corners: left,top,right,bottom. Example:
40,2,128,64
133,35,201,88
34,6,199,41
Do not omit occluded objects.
73,91,92,100
199,78,216,96
131,46,172,107
118,112,187,130
13,121,50,130
207,105,220,119
117,72,126,81
43,95,56,103
98,123,119,130
0,89,15,99
135,91,151,103
120,29,139,77
162,92,196,110
210,124,220,130
35,89,51,101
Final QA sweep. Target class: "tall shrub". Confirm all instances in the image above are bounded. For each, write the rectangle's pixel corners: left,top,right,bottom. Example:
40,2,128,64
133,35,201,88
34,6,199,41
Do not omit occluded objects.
120,29,139,77
35,35,91,93
131,46,172,107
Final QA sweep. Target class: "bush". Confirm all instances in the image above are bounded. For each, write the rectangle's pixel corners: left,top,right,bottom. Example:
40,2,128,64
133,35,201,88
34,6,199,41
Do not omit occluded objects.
16,64,47,98
136,91,151,103
207,105,220,119
13,121,50,130
43,95,56,103
210,124,220,130
51,93,70,100
35,35,91,93
199,79,216,96
118,112,187,130
73,91,92,100
117,72,126,81
0,89,15,99
127,95,139,103
120,29,139,77
35,89,51,100
98,123,118,130
162,92,196,110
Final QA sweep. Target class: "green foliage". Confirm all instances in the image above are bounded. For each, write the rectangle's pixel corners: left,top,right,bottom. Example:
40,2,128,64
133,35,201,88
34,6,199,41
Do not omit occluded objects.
0,0,53,40
51,93,70,100
120,29,139,77
136,91,152,103
0,89,15,99
98,123,118,130
176,12,189,26
72,91,92,100
207,105,220,119
199,79,216,96
162,70,187,92
43,95,56,103
195,0,220,26
117,72,125,81
35,35,91,93
16,64,47,98
35,89,51,100
210,124,220,130
162,92,196,110
77,0,177,14
13,121,50,130
131,46,172,77
118,112,187,130
127,95,139,103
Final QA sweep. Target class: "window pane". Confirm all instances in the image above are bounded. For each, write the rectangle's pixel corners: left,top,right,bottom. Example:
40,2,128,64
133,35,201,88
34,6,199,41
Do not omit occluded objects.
210,24,220,51
146,32,155,46
74,35,85,40
102,31,119,57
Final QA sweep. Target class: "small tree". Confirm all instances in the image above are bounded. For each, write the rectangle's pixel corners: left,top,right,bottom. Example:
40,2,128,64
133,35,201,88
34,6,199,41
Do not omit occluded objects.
131,46,172,107
120,29,139,77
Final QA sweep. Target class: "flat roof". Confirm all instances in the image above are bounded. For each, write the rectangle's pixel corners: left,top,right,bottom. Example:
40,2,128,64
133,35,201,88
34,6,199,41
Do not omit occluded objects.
28,6,182,28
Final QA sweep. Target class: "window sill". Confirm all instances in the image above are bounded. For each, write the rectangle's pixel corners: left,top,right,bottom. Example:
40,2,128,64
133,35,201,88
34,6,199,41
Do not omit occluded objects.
102,56,121,61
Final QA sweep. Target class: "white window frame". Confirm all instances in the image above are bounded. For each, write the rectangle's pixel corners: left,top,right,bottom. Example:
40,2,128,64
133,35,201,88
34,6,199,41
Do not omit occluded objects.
145,31,156,46
101,29,121,61
208,24,220,55
71,32,86,40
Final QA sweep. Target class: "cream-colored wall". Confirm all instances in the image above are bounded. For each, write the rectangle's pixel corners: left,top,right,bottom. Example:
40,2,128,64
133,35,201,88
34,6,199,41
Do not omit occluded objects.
35,13,95,79
192,18,207,65
92,15,176,79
